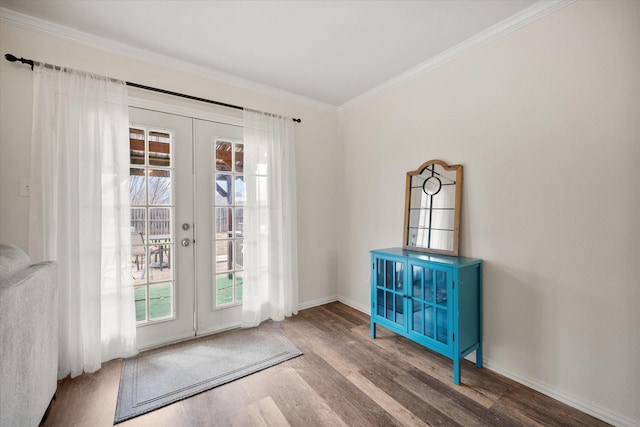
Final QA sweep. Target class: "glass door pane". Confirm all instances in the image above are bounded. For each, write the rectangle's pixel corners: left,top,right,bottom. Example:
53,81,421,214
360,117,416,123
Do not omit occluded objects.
375,258,404,326
411,265,425,335
409,263,450,347
214,140,244,307
129,127,174,323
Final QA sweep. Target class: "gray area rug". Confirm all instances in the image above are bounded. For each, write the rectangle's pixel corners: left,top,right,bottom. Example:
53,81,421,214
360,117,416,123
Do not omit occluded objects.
115,327,302,423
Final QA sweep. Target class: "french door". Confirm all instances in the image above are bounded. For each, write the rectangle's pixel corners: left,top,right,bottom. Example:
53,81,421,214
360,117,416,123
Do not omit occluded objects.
129,107,243,349
194,119,244,334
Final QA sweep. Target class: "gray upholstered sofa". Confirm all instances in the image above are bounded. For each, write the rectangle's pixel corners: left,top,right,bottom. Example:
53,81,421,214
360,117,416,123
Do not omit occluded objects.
0,244,58,426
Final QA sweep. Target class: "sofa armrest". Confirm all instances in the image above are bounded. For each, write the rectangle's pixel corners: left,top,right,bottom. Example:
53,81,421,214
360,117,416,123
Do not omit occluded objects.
0,260,58,427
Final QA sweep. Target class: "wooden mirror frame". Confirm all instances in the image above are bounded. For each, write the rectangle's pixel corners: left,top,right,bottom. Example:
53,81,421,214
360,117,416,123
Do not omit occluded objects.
403,159,463,256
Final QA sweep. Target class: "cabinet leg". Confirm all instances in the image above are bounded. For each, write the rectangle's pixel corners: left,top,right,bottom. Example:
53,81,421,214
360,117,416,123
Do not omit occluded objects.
371,321,376,339
453,358,461,385
476,346,483,368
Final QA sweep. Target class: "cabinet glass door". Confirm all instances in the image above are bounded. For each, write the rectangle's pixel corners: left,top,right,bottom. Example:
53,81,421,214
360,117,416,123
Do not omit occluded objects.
410,263,451,347
375,258,404,326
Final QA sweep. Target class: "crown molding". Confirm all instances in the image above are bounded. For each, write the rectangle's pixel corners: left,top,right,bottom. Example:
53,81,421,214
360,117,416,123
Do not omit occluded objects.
0,7,336,112
339,0,576,111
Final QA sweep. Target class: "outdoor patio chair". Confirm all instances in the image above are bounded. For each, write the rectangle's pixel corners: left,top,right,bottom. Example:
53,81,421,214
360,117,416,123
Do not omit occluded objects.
131,232,158,280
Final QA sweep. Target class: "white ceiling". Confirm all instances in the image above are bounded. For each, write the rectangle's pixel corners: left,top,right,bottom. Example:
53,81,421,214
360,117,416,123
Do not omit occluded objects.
0,0,544,106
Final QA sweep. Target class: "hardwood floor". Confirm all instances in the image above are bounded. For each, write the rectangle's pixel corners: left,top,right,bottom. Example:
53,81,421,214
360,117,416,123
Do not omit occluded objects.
41,302,609,427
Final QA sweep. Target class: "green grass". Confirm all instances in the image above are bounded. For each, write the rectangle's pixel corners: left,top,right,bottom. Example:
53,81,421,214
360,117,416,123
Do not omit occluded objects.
135,285,172,322
135,276,243,322
216,275,243,306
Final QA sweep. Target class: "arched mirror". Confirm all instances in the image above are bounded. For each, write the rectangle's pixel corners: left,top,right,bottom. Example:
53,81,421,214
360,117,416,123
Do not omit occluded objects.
403,160,463,256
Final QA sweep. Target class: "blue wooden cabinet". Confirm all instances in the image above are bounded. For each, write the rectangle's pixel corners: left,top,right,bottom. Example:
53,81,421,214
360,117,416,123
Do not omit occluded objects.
370,248,483,384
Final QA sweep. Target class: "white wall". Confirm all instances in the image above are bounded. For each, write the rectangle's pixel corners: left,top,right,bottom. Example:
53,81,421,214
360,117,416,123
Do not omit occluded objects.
0,19,340,310
338,1,639,426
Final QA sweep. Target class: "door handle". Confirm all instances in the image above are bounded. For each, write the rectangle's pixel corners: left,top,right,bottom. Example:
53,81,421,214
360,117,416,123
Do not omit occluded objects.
181,238,191,247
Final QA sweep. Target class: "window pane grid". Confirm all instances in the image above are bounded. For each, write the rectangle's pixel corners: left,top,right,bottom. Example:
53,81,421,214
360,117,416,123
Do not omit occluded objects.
130,126,175,324
213,139,244,307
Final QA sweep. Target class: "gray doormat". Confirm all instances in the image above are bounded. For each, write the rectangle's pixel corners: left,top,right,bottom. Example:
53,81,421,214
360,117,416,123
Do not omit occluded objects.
115,327,302,423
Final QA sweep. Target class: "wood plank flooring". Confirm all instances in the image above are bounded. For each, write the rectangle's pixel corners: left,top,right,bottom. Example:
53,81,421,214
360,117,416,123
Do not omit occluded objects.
41,302,609,427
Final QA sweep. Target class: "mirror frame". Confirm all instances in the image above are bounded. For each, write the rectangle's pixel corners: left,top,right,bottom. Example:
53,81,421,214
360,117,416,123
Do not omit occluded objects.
403,159,463,256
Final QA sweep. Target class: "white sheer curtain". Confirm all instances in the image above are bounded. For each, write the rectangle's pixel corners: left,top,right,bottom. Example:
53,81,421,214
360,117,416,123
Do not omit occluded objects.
29,64,137,379
242,109,298,327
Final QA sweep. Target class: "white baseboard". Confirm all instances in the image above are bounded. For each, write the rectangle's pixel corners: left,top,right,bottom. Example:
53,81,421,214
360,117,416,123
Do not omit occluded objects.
336,296,369,315
482,360,639,427
297,295,338,311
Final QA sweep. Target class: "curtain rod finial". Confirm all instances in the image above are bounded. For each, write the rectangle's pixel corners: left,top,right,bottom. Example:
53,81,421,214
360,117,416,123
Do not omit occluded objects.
5,53,34,70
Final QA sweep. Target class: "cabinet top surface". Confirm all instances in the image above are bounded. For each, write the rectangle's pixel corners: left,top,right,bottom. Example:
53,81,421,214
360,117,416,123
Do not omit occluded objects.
371,247,482,267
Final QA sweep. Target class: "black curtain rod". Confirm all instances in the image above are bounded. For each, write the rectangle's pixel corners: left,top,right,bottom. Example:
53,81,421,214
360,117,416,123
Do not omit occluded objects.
5,53,302,123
